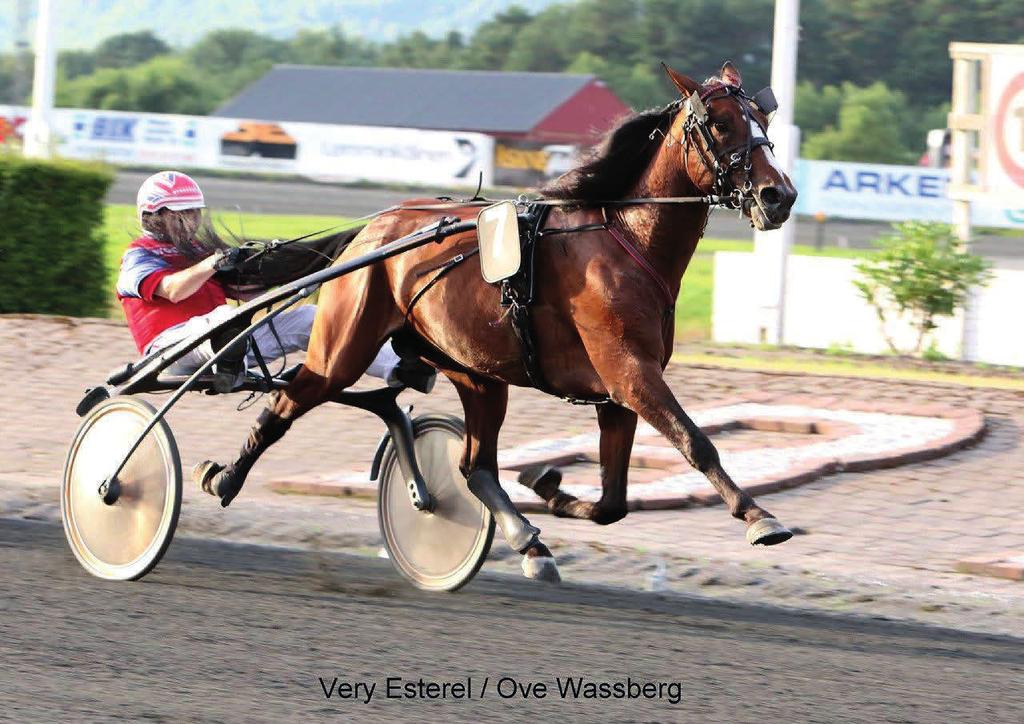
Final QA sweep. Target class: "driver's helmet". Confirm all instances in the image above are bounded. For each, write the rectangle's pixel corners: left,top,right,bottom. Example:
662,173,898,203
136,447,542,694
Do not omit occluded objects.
136,171,205,225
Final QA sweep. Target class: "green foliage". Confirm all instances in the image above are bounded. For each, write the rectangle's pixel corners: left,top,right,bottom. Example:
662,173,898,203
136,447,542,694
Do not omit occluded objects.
284,28,378,67
0,156,113,317
825,341,855,357
0,52,31,105
59,50,97,82
794,81,842,136
186,29,292,101
57,56,218,115
921,342,949,362
94,31,171,69
802,82,920,164
462,6,536,70
854,222,992,355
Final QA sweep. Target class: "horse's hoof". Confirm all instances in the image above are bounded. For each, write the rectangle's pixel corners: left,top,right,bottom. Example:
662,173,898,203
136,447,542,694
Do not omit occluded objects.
217,474,244,508
191,460,242,508
517,464,562,501
521,555,561,583
192,460,224,497
746,517,793,546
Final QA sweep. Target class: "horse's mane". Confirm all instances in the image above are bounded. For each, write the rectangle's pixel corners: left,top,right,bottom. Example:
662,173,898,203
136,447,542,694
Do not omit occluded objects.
540,102,679,202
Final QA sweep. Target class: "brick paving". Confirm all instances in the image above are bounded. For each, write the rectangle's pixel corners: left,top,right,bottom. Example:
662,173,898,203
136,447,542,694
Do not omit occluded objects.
2,314,1023,635
274,399,984,512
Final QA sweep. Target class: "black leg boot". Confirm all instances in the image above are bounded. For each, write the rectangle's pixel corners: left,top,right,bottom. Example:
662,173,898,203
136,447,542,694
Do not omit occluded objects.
209,326,248,394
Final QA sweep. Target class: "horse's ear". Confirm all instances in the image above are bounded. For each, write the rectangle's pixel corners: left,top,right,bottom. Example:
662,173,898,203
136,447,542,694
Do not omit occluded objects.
661,62,699,96
719,60,742,87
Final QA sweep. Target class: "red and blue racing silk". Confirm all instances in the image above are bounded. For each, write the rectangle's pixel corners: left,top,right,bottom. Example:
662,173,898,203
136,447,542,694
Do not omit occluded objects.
116,236,226,353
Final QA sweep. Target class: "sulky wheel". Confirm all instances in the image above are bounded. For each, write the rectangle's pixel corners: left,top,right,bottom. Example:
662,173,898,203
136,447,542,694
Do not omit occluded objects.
61,397,181,581
377,414,494,592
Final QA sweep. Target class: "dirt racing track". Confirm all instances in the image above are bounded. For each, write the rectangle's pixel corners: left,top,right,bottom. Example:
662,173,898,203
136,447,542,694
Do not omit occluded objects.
3,518,1024,722
3,300,1024,719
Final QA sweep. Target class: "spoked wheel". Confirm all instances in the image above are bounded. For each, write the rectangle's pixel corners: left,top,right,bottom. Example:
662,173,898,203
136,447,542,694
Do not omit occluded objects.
378,414,494,592
61,397,181,581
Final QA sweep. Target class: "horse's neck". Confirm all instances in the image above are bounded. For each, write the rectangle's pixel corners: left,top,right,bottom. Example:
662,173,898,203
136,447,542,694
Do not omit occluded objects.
617,145,709,292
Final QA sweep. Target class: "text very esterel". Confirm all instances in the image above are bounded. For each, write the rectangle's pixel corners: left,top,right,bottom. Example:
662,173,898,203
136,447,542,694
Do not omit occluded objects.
318,676,684,704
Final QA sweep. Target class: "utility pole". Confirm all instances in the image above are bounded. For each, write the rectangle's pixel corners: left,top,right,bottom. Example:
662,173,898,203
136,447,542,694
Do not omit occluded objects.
22,0,57,159
752,0,800,345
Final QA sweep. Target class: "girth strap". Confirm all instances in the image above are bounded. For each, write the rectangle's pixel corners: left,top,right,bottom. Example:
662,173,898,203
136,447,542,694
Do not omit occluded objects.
501,204,611,406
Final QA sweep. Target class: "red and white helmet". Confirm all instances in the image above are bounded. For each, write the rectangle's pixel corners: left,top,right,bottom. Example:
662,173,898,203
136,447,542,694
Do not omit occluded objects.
136,170,205,224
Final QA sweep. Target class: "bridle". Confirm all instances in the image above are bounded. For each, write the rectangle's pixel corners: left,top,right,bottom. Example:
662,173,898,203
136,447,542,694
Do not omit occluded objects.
662,82,779,210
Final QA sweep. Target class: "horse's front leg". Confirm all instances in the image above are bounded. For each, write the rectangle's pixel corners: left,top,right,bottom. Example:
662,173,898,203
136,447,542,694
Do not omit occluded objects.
519,402,637,525
610,358,791,546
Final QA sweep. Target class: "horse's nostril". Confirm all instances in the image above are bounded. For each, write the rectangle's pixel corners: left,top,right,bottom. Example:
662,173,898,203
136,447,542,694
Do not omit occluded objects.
759,186,783,207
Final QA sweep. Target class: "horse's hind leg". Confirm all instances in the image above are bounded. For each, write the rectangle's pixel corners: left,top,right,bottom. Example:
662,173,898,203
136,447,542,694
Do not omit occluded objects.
448,371,561,582
519,402,637,525
195,367,330,507
197,267,401,507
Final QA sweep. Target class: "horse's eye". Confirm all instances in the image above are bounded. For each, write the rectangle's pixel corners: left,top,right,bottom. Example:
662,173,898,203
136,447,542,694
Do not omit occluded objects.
712,121,729,133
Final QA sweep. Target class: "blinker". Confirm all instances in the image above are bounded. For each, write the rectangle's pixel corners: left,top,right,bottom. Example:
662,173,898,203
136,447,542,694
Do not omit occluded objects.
751,87,778,122
686,90,708,123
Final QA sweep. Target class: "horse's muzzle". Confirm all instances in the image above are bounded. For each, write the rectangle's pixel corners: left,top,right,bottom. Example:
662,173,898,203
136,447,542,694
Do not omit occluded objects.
751,184,797,230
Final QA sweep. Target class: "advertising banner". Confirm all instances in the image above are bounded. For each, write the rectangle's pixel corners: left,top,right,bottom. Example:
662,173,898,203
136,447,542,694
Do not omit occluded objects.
0,105,494,187
493,139,578,187
793,159,1024,229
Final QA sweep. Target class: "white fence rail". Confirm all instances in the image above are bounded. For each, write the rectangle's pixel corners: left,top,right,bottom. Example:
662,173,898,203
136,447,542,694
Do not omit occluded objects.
713,252,1024,367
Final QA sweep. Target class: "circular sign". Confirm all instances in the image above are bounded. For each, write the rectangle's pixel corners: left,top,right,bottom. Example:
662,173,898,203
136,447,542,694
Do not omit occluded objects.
994,72,1024,188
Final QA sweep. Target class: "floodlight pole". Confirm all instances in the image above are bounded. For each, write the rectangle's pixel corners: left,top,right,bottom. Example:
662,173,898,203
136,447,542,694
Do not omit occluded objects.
948,51,979,360
752,0,800,345
23,0,57,159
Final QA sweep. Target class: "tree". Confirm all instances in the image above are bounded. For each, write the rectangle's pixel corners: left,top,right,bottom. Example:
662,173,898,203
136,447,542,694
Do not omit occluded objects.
94,31,171,69
188,29,287,75
639,0,773,89
794,81,842,136
58,50,96,81
616,62,665,109
0,53,29,105
286,27,379,67
187,29,290,98
562,0,642,67
503,10,571,72
57,56,217,115
801,82,917,164
378,30,458,69
462,6,535,69
854,222,991,355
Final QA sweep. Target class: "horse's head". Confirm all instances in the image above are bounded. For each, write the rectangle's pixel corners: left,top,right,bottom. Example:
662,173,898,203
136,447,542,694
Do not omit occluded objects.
662,61,797,231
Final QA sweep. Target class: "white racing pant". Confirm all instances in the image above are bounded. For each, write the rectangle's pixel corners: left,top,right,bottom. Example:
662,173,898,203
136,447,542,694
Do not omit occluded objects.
146,304,401,382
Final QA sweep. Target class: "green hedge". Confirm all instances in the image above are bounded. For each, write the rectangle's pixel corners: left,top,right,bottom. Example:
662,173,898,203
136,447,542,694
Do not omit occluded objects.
0,155,113,316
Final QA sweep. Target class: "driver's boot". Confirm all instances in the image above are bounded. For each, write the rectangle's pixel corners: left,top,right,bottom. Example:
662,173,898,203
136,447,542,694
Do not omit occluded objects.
210,326,248,394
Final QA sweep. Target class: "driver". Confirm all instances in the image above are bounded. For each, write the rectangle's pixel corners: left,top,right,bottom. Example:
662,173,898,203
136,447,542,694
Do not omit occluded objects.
116,171,434,394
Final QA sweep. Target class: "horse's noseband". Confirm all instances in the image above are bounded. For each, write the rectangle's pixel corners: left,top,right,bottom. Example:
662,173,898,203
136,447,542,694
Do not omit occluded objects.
679,83,775,208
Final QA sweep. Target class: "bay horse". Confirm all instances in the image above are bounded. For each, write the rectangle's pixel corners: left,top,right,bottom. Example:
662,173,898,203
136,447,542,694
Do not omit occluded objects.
198,61,798,582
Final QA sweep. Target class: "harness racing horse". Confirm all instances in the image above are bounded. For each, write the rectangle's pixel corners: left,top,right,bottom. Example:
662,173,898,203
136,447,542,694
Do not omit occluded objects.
199,61,798,582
